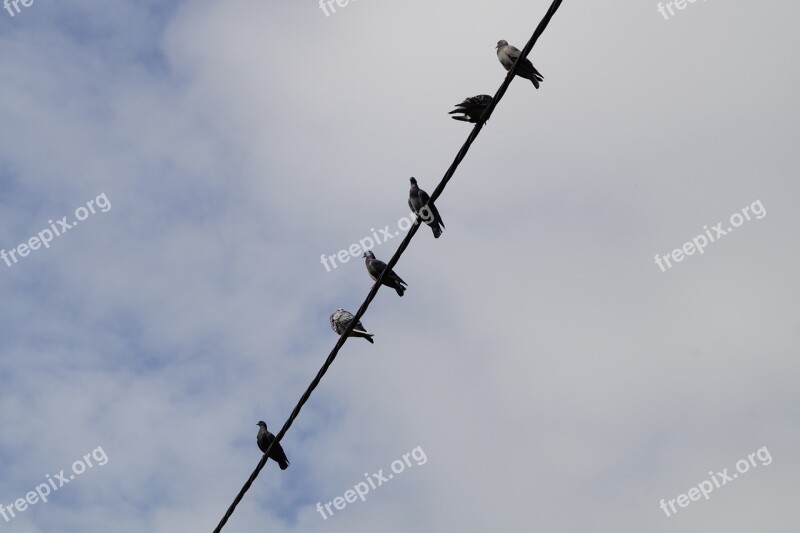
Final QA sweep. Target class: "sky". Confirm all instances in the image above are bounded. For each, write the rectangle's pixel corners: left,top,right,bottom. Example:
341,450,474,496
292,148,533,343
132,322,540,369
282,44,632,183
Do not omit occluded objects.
0,0,798,531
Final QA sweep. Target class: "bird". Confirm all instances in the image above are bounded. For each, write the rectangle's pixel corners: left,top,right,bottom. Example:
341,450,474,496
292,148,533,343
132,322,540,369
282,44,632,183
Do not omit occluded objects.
363,251,407,297
330,308,375,344
449,95,494,123
408,177,444,239
496,40,544,88
257,421,290,470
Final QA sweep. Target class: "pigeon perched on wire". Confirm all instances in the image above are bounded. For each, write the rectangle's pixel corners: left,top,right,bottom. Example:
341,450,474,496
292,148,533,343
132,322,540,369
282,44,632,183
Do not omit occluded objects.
257,421,290,470
408,177,444,239
496,40,544,88
449,95,493,123
363,251,407,297
330,308,374,344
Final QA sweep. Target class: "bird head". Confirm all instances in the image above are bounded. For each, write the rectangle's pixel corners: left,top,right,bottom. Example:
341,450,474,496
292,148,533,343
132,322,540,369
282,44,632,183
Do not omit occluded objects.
409,177,418,186
363,251,375,260
496,40,508,49
257,421,267,430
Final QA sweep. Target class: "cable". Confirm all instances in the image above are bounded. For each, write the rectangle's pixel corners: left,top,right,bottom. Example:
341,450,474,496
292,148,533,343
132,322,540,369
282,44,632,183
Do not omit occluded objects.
212,1,564,530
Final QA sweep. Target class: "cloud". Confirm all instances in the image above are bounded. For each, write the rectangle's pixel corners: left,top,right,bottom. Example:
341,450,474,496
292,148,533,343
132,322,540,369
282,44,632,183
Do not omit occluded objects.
0,0,798,531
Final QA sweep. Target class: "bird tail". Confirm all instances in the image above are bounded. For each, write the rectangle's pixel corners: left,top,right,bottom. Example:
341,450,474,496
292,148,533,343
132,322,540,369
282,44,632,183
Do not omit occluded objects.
279,459,289,470
352,329,375,344
431,224,443,239
531,70,543,88
395,285,405,297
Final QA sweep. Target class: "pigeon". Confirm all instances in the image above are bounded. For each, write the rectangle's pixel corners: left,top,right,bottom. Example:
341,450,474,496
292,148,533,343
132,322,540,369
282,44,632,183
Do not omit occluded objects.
449,95,494,123
257,421,290,470
408,177,444,239
330,308,374,344
363,251,407,297
496,40,544,88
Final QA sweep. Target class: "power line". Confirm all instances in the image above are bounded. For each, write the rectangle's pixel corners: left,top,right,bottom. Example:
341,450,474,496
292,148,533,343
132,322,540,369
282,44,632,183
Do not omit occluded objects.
212,1,564,530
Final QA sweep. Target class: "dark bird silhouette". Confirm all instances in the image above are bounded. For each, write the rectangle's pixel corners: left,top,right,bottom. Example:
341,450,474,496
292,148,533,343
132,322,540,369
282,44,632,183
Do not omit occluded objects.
257,421,290,470
449,95,493,123
363,251,407,297
330,308,375,344
408,177,444,239
496,40,544,88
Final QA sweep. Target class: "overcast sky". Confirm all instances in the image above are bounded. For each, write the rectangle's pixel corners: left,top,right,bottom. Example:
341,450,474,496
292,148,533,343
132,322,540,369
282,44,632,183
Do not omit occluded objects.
0,0,798,531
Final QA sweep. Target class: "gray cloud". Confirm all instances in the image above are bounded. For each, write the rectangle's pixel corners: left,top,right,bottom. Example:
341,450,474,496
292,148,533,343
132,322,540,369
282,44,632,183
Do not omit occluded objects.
0,0,797,531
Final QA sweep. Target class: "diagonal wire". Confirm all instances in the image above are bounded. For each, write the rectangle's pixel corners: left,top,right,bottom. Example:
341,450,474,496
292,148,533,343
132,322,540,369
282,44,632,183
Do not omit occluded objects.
213,1,563,530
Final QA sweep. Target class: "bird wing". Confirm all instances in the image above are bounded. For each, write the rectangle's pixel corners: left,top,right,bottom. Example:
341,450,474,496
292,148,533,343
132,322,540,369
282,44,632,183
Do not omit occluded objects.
371,259,405,287
264,432,289,464
389,270,408,287
416,190,444,228
352,320,371,335
368,259,386,281
418,189,431,206
429,201,445,228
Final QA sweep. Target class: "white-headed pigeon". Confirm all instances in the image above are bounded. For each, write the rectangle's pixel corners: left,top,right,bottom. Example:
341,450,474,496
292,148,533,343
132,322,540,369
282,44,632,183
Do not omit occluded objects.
330,308,374,344
496,40,544,88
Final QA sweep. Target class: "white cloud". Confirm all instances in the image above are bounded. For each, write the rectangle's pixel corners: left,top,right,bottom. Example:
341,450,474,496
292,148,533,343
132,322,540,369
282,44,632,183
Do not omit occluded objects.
0,0,798,531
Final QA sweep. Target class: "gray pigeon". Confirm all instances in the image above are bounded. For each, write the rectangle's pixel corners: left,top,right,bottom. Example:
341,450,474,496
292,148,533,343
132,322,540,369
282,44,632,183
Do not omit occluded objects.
363,251,407,297
330,308,374,344
496,40,544,88
257,421,290,470
408,177,444,238
449,95,494,123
